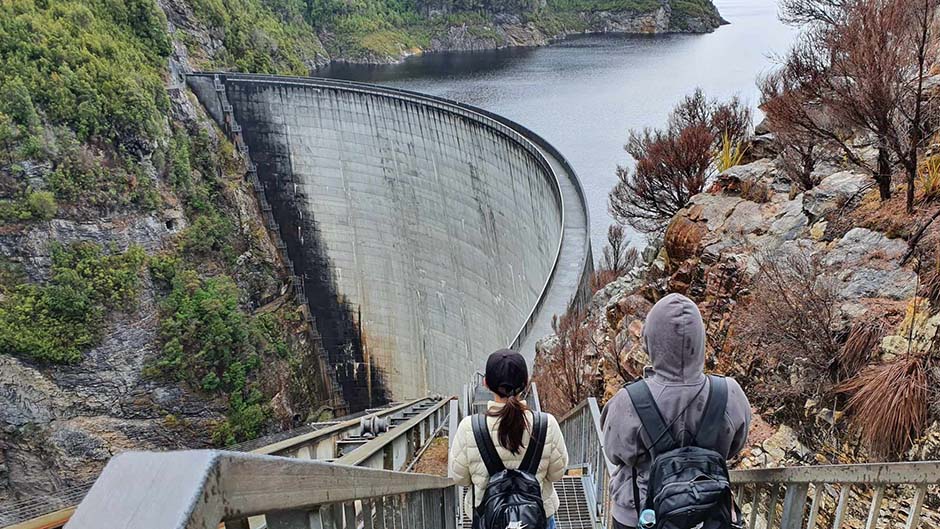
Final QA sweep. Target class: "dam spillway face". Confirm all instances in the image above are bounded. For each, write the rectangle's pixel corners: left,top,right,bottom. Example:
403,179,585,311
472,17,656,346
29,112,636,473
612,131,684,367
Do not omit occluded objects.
188,74,590,410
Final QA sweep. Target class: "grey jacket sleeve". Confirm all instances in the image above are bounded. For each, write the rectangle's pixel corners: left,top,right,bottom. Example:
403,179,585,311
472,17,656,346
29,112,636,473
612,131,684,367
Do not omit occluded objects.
725,377,752,458
601,389,642,468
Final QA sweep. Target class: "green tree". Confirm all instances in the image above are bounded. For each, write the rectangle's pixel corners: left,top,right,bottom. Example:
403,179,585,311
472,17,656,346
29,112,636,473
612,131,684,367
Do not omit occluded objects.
0,77,39,131
0,112,15,163
26,191,57,220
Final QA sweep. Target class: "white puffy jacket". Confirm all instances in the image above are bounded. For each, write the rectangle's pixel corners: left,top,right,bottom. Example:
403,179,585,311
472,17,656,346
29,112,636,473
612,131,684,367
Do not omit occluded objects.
448,401,569,518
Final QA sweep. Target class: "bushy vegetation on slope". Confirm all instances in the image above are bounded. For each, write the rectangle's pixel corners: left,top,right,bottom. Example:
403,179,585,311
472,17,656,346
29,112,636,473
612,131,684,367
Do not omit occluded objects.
0,0,170,149
187,0,328,74
0,243,147,363
0,0,328,445
151,263,269,444
0,0,169,211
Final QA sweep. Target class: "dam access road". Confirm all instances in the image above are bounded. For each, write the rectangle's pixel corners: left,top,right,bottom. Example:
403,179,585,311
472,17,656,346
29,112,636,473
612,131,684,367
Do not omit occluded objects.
189,74,592,409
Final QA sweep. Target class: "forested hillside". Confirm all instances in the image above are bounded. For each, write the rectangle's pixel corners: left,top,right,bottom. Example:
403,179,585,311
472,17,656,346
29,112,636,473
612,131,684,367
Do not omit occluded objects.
168,0,722,64
0,0,333,510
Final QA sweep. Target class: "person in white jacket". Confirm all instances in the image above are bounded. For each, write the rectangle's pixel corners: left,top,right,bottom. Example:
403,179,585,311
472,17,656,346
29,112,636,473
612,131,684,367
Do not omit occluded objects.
449,349,569,529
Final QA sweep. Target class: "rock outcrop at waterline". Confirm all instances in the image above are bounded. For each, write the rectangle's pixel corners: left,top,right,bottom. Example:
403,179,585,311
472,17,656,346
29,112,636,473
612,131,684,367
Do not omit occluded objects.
158,0,725,67
424,4,713,56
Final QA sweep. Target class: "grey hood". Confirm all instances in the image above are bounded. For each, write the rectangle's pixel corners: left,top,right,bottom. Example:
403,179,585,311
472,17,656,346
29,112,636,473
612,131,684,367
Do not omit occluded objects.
642,293,706,385
602,294,752,528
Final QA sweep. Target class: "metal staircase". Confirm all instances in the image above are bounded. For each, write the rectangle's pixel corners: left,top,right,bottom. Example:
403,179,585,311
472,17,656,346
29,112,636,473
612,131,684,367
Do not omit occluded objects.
8,376,940,529
555,476,595,529
1,397,450,529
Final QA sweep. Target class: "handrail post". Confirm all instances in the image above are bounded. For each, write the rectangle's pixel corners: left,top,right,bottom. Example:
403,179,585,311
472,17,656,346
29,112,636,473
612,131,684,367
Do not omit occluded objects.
448,399,458,478
267,510,318,529
780,483,809,529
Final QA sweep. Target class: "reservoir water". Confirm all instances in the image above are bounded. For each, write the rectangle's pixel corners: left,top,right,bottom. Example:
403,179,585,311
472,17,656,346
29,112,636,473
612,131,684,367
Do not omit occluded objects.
317,0,798,252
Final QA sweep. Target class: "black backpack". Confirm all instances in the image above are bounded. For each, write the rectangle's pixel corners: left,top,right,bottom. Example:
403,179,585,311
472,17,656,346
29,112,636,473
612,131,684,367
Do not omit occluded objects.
471,411,548,529
626,375,740,529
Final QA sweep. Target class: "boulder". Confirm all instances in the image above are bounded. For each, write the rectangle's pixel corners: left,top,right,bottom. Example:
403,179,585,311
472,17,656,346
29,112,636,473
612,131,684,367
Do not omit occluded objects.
880,298,940,359
717,158,777,190
664,213,709,264
754,117,772,136
824,227,907,264
756,196,809,246
745,133,778,163
823,228,917,300
748,425,809,467
803,170,870,219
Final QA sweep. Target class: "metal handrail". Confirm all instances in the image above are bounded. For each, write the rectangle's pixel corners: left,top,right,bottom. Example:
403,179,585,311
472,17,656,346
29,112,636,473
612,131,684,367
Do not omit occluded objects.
558,396,940,529
558,397,615,527
733,463,940,529
63,451,457,529
4,399,437,529
245,397,429,456
336,397,452,467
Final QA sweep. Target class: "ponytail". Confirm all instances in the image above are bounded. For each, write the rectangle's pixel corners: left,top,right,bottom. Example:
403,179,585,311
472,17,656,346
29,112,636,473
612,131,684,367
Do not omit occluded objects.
487,392,530,454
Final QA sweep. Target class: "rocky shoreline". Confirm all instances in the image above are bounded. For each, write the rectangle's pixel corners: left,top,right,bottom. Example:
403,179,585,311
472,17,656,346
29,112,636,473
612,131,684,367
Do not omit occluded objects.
160,0,725,68
332,6,727,64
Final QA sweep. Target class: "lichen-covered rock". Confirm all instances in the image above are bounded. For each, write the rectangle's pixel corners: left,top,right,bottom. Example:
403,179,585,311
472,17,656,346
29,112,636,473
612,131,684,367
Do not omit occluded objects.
715,158,779,192
880,298,940,360
803,170,870,219
822,228,917,301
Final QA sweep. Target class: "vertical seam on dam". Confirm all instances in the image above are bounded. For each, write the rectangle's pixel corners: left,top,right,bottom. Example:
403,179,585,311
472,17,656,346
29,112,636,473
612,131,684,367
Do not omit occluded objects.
186,73,593,409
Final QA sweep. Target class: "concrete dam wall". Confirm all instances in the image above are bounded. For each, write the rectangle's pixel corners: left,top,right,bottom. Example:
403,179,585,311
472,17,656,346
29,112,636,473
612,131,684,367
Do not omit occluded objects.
188,74,592,410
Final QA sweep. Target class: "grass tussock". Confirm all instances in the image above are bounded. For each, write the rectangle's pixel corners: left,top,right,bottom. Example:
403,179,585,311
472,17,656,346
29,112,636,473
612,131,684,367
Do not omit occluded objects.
838,355,928,458
837,321,885,380
715,132,747,173
919,155,940,203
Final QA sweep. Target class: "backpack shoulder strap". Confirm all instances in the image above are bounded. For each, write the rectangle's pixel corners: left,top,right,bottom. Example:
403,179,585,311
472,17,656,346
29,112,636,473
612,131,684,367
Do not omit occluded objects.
472,414,505,476
626,379,677,457
520,411,547,475
694,375,729,449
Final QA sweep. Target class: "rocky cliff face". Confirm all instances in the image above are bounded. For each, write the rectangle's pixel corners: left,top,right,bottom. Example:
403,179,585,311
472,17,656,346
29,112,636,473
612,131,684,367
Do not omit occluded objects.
0,8,332,517
424,8,677,54
157,0,723,67
535,125,940,465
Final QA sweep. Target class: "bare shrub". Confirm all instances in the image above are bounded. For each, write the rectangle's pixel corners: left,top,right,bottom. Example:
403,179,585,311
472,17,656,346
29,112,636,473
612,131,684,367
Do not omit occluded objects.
600,224,638,275
734,249,842,421
609,125,714,233
762,0,939,210
837,321,885,380
590,269,621,294
591,224,640,293
532,309,599,416
779,0,850,27
609,90,753,234
838,355,928,458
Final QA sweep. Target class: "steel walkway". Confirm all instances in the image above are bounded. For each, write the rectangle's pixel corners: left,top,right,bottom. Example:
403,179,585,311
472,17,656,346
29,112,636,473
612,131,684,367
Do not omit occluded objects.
1,397,450,529
17,376,940,529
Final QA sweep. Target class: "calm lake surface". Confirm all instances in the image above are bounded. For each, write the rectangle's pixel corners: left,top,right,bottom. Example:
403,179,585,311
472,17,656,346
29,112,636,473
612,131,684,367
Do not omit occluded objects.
317,0,798,251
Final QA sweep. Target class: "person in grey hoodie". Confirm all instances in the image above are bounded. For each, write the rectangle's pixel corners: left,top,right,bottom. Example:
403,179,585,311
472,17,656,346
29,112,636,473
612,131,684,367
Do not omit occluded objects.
601,293,751,529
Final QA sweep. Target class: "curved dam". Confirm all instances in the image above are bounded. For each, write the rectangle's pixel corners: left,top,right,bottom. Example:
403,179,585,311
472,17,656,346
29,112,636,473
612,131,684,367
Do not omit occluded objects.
188,74,592,409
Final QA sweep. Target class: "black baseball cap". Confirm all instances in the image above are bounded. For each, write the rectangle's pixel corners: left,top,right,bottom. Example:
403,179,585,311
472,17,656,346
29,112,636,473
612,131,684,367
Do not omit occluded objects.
485,349,528,398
